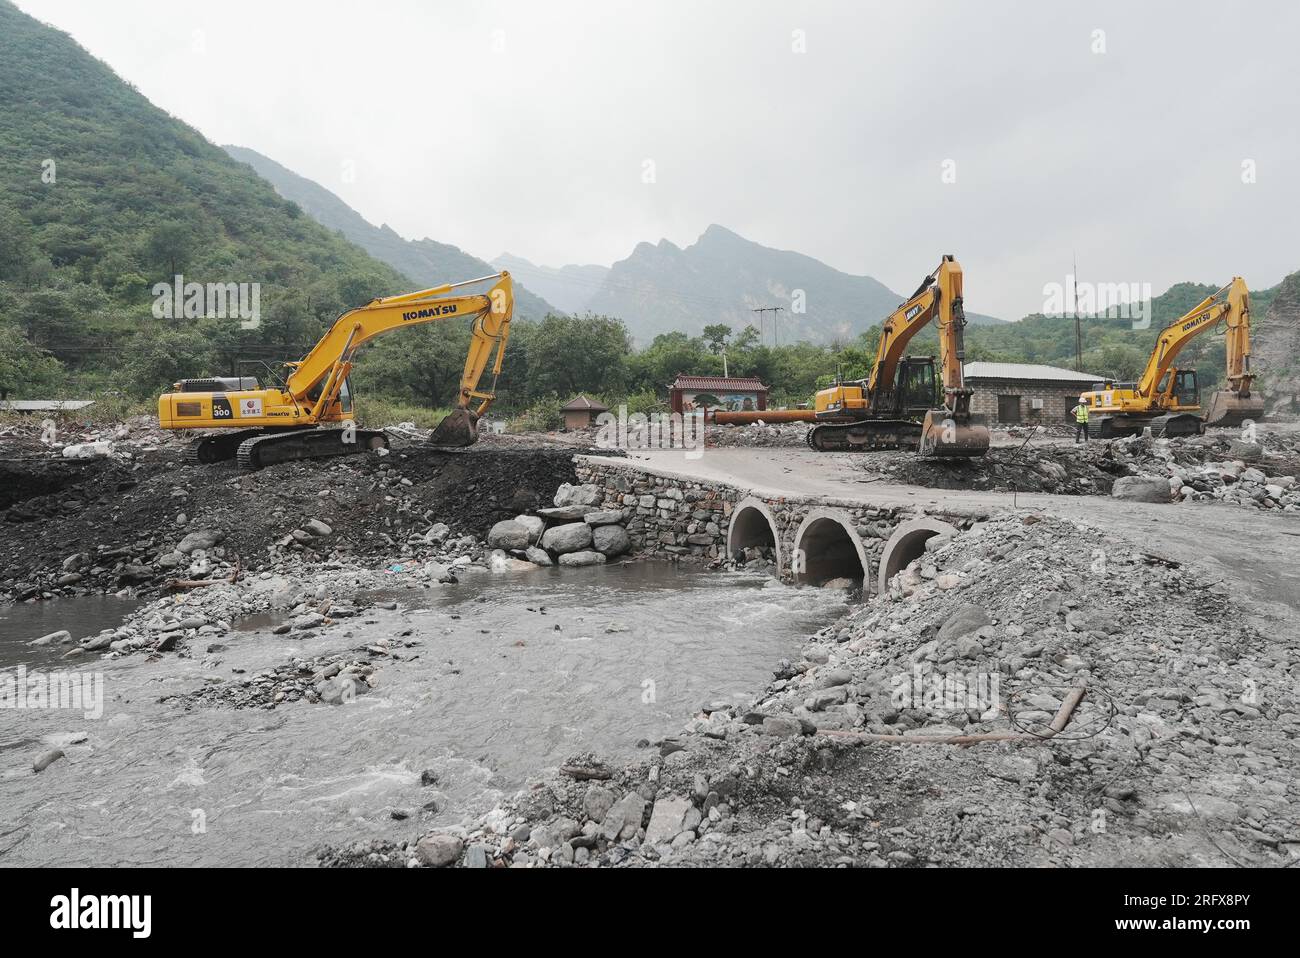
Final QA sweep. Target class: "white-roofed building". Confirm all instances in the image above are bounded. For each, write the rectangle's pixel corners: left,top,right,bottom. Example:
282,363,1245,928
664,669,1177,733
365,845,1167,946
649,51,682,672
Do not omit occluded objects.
962,362,1101,424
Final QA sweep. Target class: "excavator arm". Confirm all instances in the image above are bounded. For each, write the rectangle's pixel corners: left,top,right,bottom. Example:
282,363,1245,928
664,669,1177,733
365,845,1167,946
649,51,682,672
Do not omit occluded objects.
287,273,512,407
917,255,984,456
1132,289,1231,401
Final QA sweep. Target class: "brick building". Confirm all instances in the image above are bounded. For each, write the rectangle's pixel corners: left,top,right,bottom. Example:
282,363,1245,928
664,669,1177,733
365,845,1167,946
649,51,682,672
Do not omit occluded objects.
963,362,1100,425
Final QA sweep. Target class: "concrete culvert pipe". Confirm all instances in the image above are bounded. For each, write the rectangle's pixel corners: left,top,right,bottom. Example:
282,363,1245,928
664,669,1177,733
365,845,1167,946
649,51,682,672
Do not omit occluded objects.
877,517,958,594
792,509,870,590
727,498,782,574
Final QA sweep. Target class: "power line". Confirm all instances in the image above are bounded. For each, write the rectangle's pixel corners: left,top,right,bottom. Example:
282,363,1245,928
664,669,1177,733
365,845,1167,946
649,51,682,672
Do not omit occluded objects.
751,306,785,347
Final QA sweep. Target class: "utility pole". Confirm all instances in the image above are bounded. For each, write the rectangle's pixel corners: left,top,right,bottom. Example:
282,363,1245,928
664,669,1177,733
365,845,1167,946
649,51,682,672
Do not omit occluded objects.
1072,252,1083,372
751,306,785,348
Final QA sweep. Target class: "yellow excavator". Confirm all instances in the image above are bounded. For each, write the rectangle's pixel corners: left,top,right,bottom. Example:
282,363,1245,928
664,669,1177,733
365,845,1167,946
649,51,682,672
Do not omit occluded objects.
158,272,513,468
807,254,990,457
1079,276,1263,438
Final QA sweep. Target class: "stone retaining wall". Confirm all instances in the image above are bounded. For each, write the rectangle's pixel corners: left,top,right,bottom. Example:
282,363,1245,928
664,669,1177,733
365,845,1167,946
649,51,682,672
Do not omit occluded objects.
575,456,988,591
575,459,738,560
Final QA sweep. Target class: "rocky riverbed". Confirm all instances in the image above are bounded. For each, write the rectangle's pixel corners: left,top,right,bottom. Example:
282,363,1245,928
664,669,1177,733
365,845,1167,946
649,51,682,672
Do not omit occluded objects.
323,510,1299,868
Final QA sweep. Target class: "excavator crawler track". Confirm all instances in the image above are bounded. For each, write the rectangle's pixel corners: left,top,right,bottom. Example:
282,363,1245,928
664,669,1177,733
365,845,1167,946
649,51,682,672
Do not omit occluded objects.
806,419,921,452
236,429,389,470
185,429,273,464
1095,413,1204,439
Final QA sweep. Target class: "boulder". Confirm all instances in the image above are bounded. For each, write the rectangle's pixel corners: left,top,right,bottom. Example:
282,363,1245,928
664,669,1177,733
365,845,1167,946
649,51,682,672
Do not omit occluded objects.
600,792,646,842
559,550,606,567
513,514,545,543
118,564,153,582
1111,476,1172,503
583,786,615,823
584,510,624,526
645,795,692,845
938,604,991,642
415,834,463,867
554,483,602,507
177,530,224,554
1227,440,1262,462
591,524,631,557
29,630,71,647
316,675,366,705
305,519,332,537
761,716,804,738
33,749,65,773
487,520,531,551
537,505,598,521
525,547,553,566
540,522,593,555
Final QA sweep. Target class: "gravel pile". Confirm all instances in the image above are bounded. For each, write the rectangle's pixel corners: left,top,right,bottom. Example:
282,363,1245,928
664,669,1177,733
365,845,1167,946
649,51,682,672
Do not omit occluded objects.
707,422,811,448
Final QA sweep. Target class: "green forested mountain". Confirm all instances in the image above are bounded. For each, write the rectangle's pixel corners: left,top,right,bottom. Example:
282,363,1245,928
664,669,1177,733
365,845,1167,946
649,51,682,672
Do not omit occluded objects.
222,145,558,321
0,0,408,399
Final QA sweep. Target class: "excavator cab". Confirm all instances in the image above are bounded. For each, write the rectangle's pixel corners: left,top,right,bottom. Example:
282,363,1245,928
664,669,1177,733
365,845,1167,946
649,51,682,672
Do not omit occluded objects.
894,357,938,418
1171,369,1199,408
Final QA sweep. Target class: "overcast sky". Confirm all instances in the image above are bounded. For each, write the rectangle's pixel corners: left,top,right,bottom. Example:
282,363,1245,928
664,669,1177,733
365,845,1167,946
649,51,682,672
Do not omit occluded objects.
16,0,1300,319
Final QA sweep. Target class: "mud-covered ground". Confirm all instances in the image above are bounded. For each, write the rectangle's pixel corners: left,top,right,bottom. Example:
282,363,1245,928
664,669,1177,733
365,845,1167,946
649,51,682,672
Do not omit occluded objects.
0,420,608,603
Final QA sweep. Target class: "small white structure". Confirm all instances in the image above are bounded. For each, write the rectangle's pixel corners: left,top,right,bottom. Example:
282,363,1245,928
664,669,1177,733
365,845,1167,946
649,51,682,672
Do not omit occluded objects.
0,400,96,414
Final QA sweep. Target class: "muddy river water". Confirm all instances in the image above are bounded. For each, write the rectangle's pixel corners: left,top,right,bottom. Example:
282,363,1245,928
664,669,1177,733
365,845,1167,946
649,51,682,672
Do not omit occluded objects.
0,563,846,866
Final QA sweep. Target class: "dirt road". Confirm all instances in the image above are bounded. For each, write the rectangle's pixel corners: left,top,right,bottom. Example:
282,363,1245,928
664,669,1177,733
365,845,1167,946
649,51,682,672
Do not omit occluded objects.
597,447,1300,621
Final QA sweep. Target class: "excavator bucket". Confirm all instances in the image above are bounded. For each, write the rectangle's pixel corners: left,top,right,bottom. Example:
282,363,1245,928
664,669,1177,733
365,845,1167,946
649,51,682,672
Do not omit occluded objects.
1202,390,1265,429
428,408,480,447
917,409,990,458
